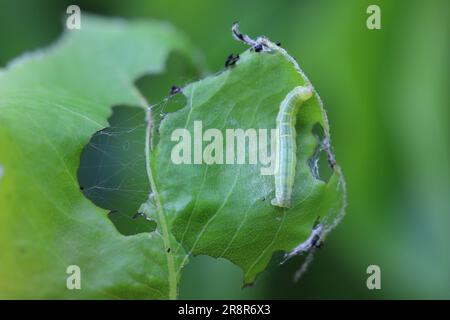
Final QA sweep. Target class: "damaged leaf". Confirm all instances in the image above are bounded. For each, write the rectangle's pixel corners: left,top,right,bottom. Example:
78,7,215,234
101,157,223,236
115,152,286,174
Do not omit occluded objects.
0,15,345,299
153,36,346,284
0,15,199,299
81,26,346,287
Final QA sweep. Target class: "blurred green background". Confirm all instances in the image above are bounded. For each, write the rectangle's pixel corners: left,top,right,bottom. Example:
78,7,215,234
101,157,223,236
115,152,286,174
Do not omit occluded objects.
1,0,448,299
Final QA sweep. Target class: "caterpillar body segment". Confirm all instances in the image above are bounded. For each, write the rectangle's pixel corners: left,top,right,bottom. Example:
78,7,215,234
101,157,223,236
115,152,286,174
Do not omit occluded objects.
271,86,313,208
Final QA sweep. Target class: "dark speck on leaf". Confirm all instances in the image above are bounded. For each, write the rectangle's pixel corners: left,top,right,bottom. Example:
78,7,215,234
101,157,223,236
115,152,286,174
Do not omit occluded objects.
231,21,245,41
311,234,321,248
225,53,240,68
253,44,263,52
170,85,182,96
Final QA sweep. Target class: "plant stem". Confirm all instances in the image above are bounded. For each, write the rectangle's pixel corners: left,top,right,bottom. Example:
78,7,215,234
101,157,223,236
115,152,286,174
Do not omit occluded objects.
144,107,178,300
128,81,177,299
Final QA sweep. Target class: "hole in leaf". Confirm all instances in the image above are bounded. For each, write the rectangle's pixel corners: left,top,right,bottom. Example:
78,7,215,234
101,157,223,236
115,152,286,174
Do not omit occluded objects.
77,105,154,235
134,51,195,149
135,51,201,106
77,51,201,236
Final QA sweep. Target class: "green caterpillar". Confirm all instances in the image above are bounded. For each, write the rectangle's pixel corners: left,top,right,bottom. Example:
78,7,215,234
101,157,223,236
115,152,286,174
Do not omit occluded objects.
271,86,313,208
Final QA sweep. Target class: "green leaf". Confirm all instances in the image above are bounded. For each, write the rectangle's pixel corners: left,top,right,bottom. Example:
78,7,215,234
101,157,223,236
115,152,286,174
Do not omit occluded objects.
82,34,346,287
153,45,346,284
0,15,345,298
0,15,200,299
